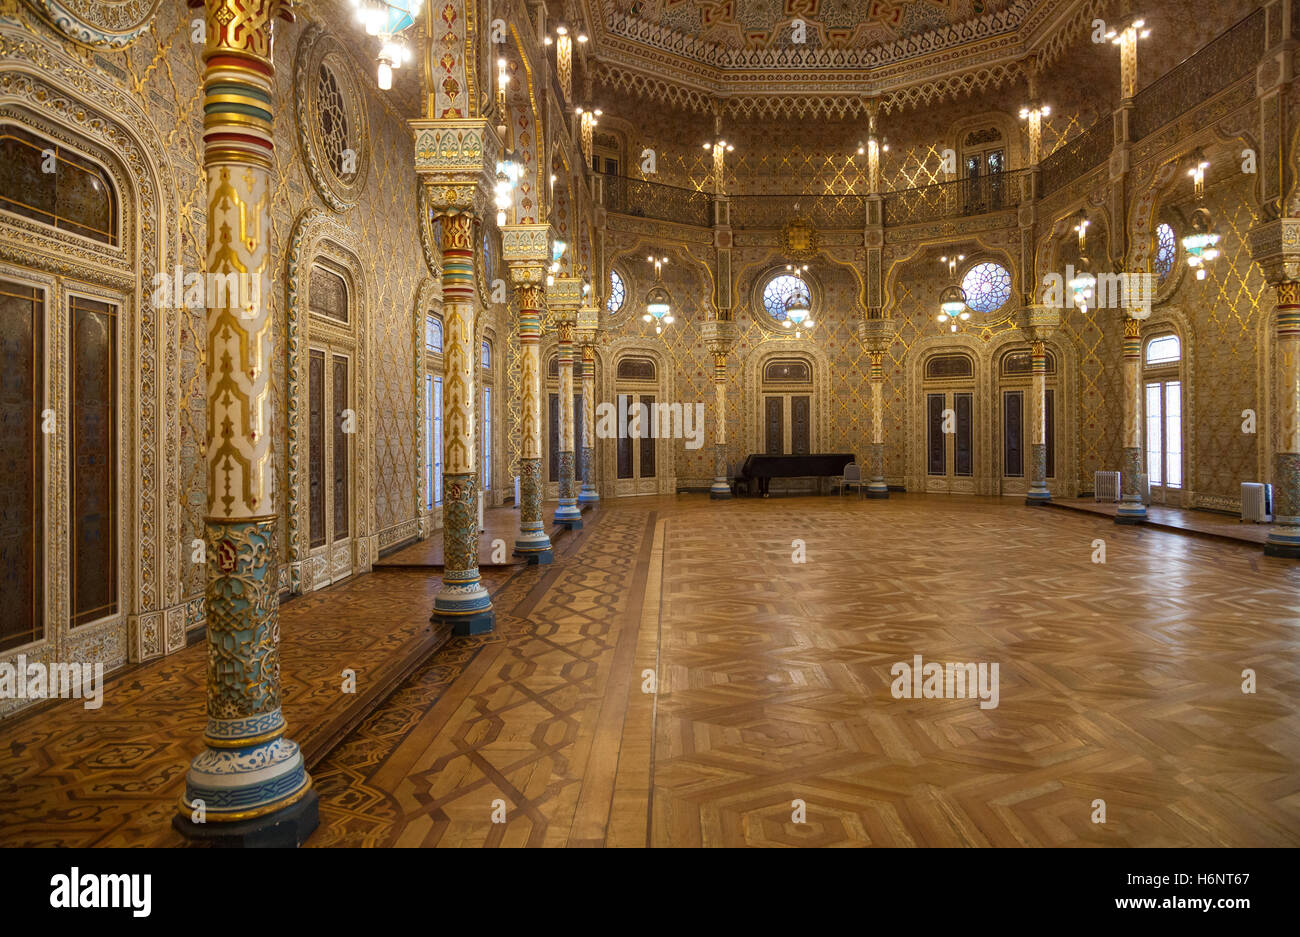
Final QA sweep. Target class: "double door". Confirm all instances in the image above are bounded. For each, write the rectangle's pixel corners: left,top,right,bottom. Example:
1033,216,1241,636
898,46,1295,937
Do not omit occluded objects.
925,391,975,493
763,394,811,455
615,392,656,496
308,346,356,589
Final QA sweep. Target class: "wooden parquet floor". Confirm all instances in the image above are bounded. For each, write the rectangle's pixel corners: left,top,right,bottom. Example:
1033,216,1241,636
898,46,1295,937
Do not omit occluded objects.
0,565,516,847
307,494,1300,847
5,494,1299,847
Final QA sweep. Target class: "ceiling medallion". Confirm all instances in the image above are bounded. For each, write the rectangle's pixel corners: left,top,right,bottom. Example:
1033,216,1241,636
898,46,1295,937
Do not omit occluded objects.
22,0,163,49
779,216,819,261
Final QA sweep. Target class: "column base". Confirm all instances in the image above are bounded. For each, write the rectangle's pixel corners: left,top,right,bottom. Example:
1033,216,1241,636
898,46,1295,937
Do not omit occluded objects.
1025,488,1051,506
710,479,732,500
1264,524,1300,558
866,482,889,499
578,487,600,504
173,788,318,848
432,577,495,635
433,607,497,636
554,498,582,529
1114,502,1147,524
513,540,554,564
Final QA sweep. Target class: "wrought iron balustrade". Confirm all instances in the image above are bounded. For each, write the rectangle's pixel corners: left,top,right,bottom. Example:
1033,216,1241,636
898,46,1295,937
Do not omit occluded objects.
1131,9,1264,141
595,173,712,227
1040,115,1112,196
882,169,1031,227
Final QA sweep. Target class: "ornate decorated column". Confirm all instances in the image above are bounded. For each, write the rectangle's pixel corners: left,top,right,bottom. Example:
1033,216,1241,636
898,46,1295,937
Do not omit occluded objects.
577,306,601,504
1020,305,1060,505
701,320,737,499
1249,218,1300,557
502,224,554,563
1115,312,1149,524
550,276,584,528
174,0,317,847
412,120,500,634
858,316,895,498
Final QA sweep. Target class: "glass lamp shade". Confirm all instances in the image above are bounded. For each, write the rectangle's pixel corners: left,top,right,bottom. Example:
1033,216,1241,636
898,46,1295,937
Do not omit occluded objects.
645,284,672,320
938,284,967,318
783,288,811,326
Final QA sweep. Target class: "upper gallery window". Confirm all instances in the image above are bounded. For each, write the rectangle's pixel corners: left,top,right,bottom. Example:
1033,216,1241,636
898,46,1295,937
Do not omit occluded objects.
1155,222,1176,282
1145,333,1181,366
308,262,349,324
1001,349,1057,376
481,339,492,369
608,269,626,314
0,124,117,246
925,354,974,380
616,356,657,382
425,313,443,354
961,261,1012,315
761,273,808,323
763,358,811,384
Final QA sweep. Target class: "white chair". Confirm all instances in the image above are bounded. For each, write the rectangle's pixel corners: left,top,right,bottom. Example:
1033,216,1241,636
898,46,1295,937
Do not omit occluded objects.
838,463,864,499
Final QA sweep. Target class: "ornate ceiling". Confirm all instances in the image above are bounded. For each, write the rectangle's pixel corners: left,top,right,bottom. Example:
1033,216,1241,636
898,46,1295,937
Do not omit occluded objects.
571,0,1105,116
617,0,1016,51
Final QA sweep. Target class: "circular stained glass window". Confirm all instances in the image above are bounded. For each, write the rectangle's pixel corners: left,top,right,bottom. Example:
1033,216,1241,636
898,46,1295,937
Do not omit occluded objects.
961,261,1012,315
762,274,807,322
608,269,625,313
1155,222,1176,281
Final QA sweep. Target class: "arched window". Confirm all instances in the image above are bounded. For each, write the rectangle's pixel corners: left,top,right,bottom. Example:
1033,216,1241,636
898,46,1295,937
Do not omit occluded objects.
961,262,1011,315
761,273,808,323
0,124,117,246
1155,222,1176,282
309,262,349,324
424,313,443,353
608,269,626,314
616,356,657,382
925,354,974,380
1001,349,1057,375
482,228,496,281
763,358,811,384
1145,333,1180,366
1143,333,1183,494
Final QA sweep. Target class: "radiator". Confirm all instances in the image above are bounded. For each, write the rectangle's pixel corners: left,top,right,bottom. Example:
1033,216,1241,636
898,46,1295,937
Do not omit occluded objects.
1094,471,1121,503
1241,482,1273,523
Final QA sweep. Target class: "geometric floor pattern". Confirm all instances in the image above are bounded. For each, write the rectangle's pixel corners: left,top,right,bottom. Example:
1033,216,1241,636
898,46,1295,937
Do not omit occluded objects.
311,494,1300,847
0,564,516,847
4,494,1299,847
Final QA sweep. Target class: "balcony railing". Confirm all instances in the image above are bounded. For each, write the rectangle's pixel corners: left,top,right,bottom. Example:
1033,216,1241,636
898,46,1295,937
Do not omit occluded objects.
728,193,866,229
1131,9,1264,141
595,173,712,227
1041,115,1112,196
882,169,1031,227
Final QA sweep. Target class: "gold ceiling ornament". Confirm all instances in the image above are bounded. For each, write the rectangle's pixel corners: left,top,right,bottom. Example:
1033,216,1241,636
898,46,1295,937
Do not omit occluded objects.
779,216,819,261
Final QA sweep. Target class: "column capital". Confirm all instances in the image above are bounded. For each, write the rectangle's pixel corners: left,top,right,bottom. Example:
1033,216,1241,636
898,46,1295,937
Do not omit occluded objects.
857,316,896,354
1017,304,1061,341
1248,217,1300,285
501,222,553,268
548,275,584,321
700,318,738,355
411,118,502,216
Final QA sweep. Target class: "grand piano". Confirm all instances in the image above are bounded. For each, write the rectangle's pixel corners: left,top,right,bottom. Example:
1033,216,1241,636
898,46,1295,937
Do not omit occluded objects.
735,453,856,496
